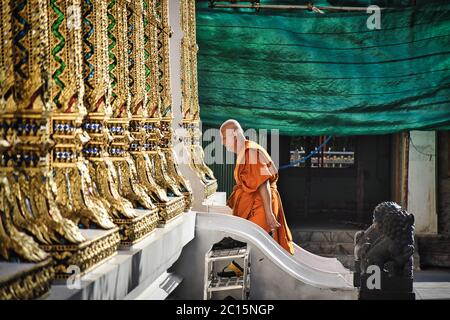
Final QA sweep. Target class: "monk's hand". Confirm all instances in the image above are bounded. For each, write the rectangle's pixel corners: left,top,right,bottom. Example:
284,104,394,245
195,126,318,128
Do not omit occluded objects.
266,211,281,231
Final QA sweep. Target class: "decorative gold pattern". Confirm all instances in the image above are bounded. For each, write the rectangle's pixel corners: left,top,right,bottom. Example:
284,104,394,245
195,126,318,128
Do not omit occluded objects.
114,157,156,209
156,196,186,225
0,177,49,262
0,258,54,300
104,0,159,215
108,0,130,117
0,0,202,298
180,0,217,199
115,208,159,246
137,0,188,222
0,0,15,115
81,0,134,222
41,228,120,279
1,0,86,248
156,0,172,117
47,1,115,229
154,0,194,211
89,158,137,219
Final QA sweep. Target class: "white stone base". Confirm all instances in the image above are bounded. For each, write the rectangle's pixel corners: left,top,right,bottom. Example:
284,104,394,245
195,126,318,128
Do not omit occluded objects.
125,271,183,300
202,191,232,214
45,211,196,300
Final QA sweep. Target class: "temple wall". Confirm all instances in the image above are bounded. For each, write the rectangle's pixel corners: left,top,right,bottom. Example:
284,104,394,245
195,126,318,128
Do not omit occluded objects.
415,131,450,268
407,131,438,234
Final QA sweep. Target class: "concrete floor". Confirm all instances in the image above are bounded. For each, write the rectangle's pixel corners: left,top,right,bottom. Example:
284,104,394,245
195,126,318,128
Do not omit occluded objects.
414,268,450,300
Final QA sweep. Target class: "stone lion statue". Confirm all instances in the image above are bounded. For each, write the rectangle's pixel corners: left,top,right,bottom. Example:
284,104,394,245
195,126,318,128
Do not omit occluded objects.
354,201,415,279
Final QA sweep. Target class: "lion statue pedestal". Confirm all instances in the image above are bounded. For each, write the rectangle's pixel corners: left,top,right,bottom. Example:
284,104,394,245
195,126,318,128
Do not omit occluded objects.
354,201,415,300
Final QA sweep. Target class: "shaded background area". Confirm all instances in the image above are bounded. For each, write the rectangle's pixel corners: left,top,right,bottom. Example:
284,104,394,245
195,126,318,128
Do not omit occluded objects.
197,1,450,230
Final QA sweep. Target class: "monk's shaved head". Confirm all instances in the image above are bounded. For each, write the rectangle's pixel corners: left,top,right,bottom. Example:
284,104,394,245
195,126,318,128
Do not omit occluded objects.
219,119,244,136
219,119,245,153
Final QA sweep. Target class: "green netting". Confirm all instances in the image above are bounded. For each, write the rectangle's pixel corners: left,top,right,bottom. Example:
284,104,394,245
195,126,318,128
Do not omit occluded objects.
196,1,450,136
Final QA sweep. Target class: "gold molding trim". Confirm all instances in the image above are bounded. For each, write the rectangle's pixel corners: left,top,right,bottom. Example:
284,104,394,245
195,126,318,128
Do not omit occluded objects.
0,258,54,300
40,228,120,279
156,196,186,224
114,208,159,246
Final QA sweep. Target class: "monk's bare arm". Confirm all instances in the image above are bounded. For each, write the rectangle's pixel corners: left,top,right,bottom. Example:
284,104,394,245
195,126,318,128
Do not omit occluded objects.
258,180,281,230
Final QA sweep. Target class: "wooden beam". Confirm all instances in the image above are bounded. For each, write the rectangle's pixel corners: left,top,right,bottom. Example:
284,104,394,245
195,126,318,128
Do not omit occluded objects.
391,132,410,209
303,137,312,219
356,136,365,221
209,3,396,11
402,131,410,208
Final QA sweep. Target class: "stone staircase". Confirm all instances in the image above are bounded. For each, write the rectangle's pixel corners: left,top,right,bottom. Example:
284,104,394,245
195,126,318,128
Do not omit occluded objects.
291,227,361,270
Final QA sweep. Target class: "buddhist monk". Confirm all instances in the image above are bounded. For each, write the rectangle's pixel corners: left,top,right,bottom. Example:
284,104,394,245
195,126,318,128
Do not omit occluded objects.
220,119,294,255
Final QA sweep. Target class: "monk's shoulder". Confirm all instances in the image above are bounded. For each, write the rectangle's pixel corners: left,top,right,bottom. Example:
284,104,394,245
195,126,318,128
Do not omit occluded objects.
245,142,272,165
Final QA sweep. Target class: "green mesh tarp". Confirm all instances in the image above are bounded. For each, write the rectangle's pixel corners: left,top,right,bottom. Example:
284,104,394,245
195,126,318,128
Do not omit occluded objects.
196,1,450,136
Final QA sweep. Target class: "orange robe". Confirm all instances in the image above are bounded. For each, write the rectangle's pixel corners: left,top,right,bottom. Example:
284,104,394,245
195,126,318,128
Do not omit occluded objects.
227,140,294,255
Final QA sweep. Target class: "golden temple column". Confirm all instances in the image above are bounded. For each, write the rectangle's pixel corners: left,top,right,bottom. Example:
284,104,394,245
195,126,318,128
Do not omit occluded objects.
0,0,50,266
180,0,217,202
154,0,193,215
0,0,125,287
131,0,167,205
132,0,188,224
43,0,120,278
2,0,86,248
0,3,53,299
48,0,116,230
80,0,135,222
188,0,217,193
106,0,155,211
79,0,158,246
127,0,164,204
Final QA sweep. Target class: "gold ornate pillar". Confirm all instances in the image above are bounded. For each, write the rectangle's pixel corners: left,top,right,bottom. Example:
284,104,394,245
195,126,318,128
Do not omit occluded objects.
106,0,154,211
42,0,120,279
157,0,193,212
79,0,157,246
0,0,84,295
108,0,155,211
81,0,127,220
0,176,54,300
48,0,115,230
0,0,50,266
134,0,188,224
127,0,164,205
81,0,125,220
0,5,54,293
2,0,87,247
130,0,170,212
181,0,217,199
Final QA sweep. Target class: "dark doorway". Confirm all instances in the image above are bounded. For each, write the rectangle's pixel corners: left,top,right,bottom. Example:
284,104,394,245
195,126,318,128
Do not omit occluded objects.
278,135,392,228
